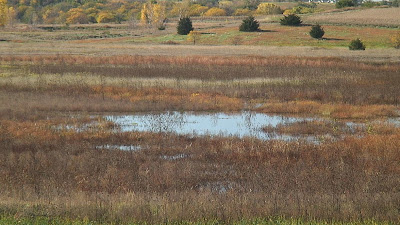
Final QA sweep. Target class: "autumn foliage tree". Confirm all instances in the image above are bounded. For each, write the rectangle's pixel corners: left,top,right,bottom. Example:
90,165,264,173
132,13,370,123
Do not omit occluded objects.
141,1,166,29
188,30,201,44
204,7,226,16
391,31,400,49
7,6,15,27
66,8,89,24
255,3,282,15
0,0,8,27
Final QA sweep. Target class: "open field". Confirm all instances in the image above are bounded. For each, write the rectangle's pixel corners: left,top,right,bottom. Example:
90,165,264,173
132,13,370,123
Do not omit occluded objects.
304,8,400,27
1,8,400,50
1,8,400,224
1,42,400,62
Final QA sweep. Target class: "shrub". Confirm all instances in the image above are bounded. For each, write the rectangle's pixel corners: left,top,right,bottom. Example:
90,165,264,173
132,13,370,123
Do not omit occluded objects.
66,8,89,24
280,14,302,26
188,30,201,45
239,16,259,32
96,12,116,23
391,0,399,7
349,38,366,50
336,0,356,8
309,24,325,39
233,8,252,16
219,1,235,15
284,6,314,15
255,3,283,15
188,4,209,16
204,8,226,16
361,0,381,8
390,31,400,49
177,17,193,35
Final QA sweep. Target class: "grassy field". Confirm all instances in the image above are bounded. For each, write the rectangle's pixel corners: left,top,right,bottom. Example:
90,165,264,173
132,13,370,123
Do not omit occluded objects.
0,7,400,224
1,8,400,49
304,8,400,27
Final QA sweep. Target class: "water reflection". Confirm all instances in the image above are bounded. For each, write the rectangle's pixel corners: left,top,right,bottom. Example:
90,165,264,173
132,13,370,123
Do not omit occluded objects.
96,145,142,151
106,111,301,140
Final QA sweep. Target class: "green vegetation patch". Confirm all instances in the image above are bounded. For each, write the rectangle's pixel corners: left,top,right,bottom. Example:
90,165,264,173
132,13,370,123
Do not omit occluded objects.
0,215,396,225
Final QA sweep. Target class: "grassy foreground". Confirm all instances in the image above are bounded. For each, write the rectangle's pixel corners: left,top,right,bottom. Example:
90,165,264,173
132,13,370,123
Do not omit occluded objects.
0,216,396,225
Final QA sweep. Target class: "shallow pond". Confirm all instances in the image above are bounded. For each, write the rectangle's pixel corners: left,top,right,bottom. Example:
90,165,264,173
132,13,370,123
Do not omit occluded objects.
105,111,307,141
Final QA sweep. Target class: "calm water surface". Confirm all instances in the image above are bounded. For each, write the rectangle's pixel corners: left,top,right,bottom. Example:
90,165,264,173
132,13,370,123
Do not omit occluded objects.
106,111,303,140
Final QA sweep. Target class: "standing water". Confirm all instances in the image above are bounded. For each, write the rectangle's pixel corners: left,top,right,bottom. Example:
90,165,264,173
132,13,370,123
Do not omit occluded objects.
106,111,301,140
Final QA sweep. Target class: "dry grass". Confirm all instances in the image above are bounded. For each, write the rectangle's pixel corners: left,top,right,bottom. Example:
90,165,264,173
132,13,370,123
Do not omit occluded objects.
304,8,400,27
0,54,399,223
1,55,400,119
0,117,399,222
2,54,400,69
1,42,400,62
257,101,399,119
263,119,400,137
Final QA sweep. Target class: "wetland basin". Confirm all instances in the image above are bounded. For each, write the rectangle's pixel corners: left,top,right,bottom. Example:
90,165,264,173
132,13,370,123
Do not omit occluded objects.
105,111,309,141
103,111,400,143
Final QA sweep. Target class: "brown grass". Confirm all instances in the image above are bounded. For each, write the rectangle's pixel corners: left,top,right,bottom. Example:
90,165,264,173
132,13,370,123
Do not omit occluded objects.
263,119,400,137
304,8,400,27
2,54,399,69
0,117,399,222
1,55,400,118
0,54,399,223
257,101,399,119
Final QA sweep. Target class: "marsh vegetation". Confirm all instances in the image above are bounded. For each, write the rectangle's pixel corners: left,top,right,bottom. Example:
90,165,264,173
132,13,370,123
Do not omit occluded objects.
1,5,400,224
0,53,399,224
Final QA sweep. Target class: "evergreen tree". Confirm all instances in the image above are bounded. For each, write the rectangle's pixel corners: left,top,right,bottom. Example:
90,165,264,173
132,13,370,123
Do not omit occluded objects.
239,16,259,32
177,17,193,35
309,24,325,39
349,38,366,50
280,14,302,26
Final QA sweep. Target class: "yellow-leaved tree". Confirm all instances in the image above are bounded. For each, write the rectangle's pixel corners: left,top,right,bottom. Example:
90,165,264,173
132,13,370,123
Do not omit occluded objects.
204,8,226,16
141,1,166,29
0,0,8,27
7,6,16,27
187,30,201,45
140,3,149,25
391,31,400,49
255,3,283,15
66,8,89,24
169,0,191,18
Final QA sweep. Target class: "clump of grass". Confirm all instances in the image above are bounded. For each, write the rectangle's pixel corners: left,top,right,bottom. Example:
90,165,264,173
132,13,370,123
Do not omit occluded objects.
257,101,398,119
263,119,400,137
